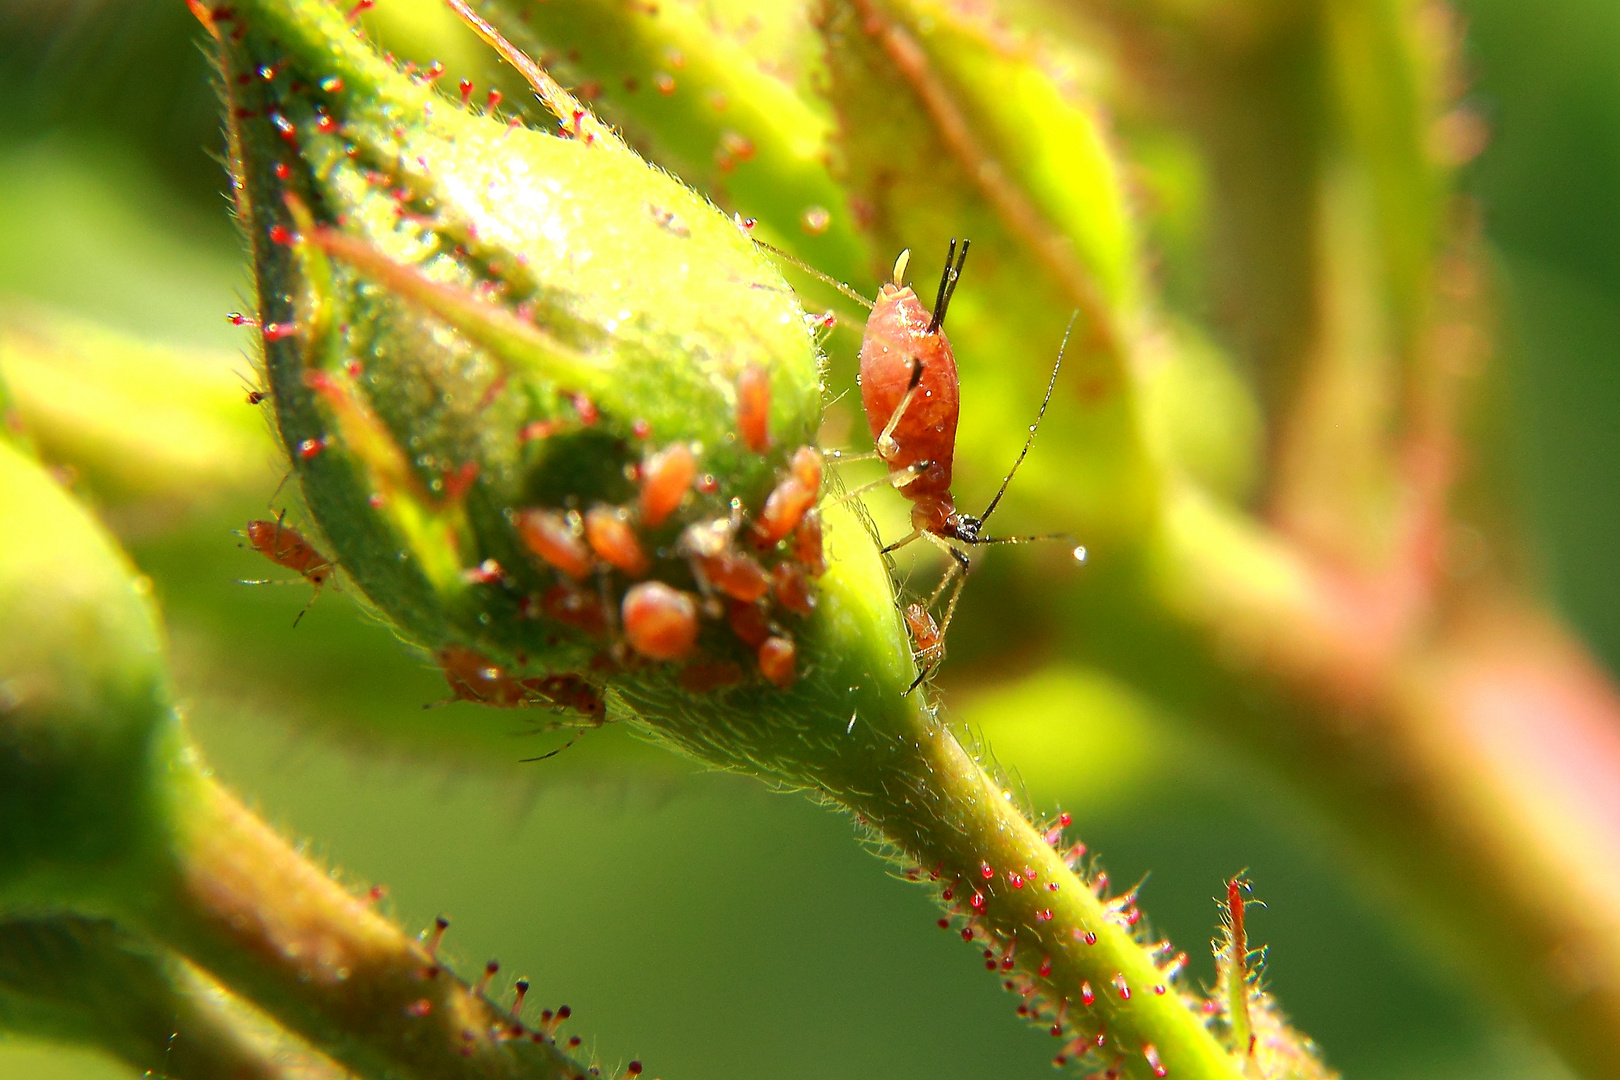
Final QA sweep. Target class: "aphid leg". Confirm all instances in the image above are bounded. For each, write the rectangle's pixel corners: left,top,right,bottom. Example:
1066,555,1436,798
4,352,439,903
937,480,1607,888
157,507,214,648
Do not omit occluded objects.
518,726,586,763
266,469,292,510
832,461,932,510
823,448,882,465
903,536,971,695
876,358,925,462
290,582,325,628
880,529,921,556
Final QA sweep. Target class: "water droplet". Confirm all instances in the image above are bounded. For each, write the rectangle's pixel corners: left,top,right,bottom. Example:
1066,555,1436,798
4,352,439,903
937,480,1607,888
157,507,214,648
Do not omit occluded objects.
1072,546,1087,564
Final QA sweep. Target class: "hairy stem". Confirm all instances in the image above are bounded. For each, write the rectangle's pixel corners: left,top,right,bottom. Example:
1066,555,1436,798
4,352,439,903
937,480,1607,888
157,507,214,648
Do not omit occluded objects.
139,768,586,1080
0,916,344,1080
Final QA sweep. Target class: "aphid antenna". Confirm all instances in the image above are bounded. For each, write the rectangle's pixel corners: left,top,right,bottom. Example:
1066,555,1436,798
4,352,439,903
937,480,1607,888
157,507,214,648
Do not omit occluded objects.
927,238,971,334
970,310,1077,531
751,238,875,311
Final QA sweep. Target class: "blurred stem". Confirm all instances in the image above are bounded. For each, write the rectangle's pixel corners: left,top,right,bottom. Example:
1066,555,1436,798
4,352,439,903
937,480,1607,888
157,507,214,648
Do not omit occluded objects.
139,766,580,1080
0,306,274,513
1081,483,1620,1079
0,916,345,1080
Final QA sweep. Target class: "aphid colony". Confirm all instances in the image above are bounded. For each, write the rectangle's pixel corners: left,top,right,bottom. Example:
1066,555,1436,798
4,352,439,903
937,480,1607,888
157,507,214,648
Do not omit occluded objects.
491,370,828,694
245,360,826,715
235,0,1069,726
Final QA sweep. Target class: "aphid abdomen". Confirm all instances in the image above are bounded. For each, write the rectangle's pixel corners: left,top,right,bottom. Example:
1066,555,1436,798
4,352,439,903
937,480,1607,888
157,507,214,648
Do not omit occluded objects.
857,284,961,505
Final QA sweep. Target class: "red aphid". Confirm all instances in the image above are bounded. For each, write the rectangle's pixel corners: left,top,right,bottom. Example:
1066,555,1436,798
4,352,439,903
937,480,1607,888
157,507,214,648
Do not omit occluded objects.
856,240,1074,681
727,599,771,648
757,635,797,689
699,548,770,603
243,517,334,625
639,443,696,527
793,509,826,576
531,673,606,725
584,505,650,576
515,508,593,580
539,584,609,636
752,446,822,547
772,561,815,616
437,645,536,708
736,363,771,453
622,581,699,660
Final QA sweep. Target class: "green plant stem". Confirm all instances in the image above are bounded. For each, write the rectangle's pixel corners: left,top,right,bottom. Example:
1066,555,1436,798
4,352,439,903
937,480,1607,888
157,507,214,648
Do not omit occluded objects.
1073,483,1620,1079
611,503,1246,1080
138,767,581,1080
0,916,345,1080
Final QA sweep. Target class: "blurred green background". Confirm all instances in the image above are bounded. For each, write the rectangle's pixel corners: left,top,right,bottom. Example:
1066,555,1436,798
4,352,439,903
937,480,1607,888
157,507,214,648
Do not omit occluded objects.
0,0,1615,1077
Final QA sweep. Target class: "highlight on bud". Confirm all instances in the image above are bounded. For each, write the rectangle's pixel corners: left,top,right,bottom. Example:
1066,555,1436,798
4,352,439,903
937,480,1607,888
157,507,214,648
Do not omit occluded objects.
200,0,830,710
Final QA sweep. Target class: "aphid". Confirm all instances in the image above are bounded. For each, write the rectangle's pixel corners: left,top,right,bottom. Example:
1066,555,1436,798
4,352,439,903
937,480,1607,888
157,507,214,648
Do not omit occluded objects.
726,599,771,648
856,240,1077,686
751,446,822,547
517,673,609,761
515,508,593,580
622,581,699,660
436,648,605,741
772,561,815,616
584,505,650,576
239,514,335,625
902,602,944,692
682,520,771,603
435,645,537,708
538,584,610,636
756,635,797,689
530,674,606,726
735,363,772,453
639,443,697,528
793,510,826,576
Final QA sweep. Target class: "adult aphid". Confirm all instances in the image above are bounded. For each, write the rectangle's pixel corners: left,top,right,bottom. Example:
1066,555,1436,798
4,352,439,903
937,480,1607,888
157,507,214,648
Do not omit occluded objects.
239,512,336,626
855,240,1079,690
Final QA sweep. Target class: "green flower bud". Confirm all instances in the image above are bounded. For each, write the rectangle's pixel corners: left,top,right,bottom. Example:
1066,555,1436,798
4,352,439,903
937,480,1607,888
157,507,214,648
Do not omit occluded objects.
211,0,862,717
